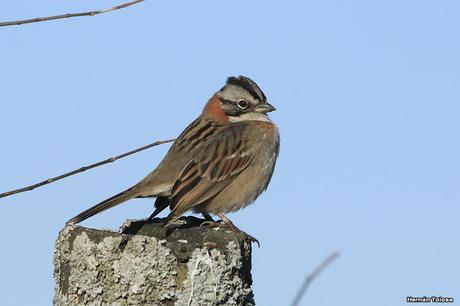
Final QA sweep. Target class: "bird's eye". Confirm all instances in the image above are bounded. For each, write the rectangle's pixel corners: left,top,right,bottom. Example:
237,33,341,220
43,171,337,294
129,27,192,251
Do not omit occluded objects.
237,99,248,109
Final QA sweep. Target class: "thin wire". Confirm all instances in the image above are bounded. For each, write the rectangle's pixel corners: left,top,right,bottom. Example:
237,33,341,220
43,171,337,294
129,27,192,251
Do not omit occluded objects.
0,0,145,27
0,138,175,199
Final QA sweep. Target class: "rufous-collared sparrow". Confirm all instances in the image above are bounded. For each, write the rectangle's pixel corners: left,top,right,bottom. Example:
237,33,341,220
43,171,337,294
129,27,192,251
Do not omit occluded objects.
67,76,279,238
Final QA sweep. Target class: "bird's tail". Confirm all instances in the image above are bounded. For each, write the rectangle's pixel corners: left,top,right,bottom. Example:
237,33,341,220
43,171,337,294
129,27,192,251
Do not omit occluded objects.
66,186,142,225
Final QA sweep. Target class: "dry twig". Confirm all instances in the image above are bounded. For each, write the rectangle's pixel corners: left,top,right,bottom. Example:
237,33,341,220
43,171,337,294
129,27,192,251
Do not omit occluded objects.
0,138,175,199
290,251,340,306
0,0,145,27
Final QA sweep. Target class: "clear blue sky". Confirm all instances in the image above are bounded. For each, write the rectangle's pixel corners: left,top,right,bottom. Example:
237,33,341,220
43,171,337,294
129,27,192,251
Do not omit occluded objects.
1,1,459,305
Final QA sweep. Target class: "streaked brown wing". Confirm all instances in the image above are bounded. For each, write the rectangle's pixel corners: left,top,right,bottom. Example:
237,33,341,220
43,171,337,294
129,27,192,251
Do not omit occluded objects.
169,125,253,217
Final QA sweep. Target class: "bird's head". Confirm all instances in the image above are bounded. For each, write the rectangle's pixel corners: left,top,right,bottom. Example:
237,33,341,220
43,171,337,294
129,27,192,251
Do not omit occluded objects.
203,76,276,122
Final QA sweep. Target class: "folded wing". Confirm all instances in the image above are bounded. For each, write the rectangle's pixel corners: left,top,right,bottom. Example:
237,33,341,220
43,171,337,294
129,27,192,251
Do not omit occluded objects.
168,124,253,219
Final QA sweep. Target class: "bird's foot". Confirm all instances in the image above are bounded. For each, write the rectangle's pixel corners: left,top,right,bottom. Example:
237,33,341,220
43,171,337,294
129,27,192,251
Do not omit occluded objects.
164,216,209,235
199,219,224,227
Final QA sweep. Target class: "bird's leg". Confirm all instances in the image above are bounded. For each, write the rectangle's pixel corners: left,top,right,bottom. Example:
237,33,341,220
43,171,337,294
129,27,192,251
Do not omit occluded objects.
200,212,222,226
202,212,215,222
213,213,260,247
217,213,239,230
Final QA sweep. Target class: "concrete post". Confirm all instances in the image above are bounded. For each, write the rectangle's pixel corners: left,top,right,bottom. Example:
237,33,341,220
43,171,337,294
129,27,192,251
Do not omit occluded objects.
53,220,255,306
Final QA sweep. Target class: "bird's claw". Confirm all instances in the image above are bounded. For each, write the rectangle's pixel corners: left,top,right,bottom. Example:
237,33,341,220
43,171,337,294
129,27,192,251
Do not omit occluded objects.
200,220,224,227
240,231,260,248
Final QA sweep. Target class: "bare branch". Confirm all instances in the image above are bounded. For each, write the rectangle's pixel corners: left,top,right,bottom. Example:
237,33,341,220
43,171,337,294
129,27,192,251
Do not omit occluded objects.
290,251,340,306
0,0,145,27
0,138,175,199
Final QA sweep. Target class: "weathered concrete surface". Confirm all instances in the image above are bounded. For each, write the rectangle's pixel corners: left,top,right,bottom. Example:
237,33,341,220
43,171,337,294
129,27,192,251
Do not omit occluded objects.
54,219,254,306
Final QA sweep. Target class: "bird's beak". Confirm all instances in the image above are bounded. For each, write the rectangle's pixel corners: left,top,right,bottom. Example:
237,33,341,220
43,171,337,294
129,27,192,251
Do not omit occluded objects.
255,102,276,113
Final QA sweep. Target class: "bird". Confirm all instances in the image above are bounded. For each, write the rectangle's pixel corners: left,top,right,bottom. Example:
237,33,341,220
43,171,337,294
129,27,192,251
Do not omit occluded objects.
66,76,279,238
